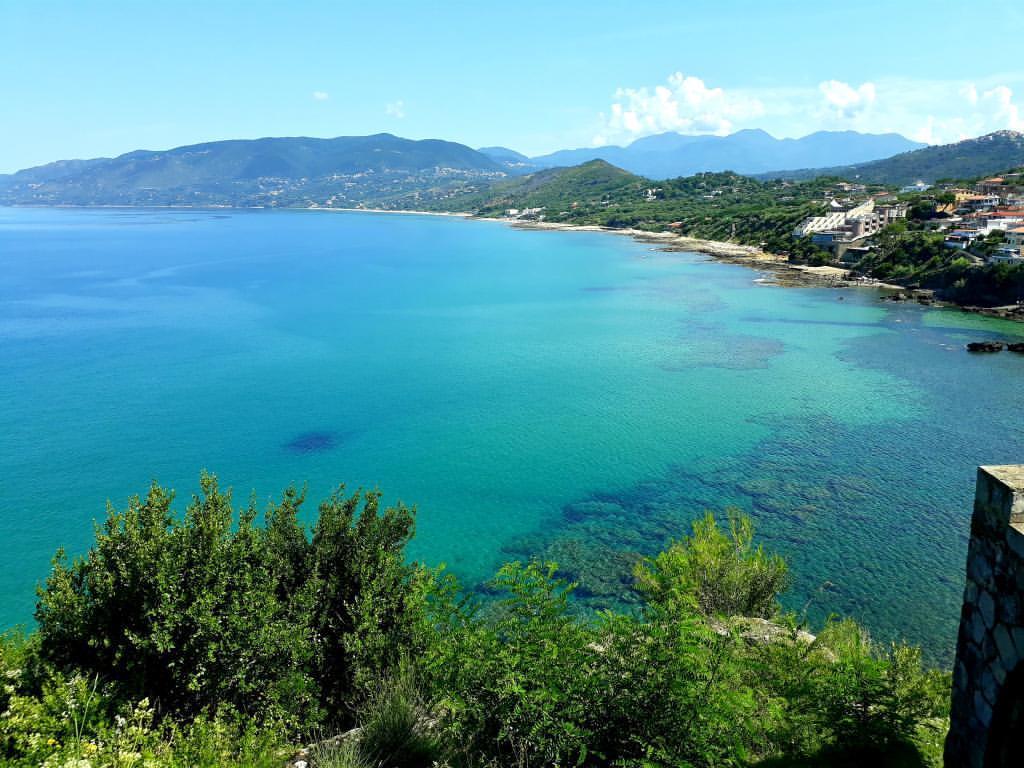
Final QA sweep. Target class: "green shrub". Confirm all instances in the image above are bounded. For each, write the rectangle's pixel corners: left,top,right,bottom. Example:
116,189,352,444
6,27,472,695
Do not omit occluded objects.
0,663,287,768
635,510,790,619
811,618,948,750
306,487,425,714
424,561,606,767
33,475,423,729
3,479,948,768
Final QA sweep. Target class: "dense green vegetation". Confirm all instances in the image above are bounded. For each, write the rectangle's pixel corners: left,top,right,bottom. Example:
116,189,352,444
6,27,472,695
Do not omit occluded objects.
1,477,949,767
426,161,846,262
763,130,1024,185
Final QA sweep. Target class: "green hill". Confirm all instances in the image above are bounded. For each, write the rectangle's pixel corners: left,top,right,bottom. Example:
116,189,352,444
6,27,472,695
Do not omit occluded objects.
0,134,505,207
760,130,1024,185
463,159,647,214
425,161,842,258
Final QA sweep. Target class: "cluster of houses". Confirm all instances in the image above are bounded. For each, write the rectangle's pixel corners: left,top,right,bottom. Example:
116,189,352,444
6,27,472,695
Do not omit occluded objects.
937,176,1024,264
793,173,1024,265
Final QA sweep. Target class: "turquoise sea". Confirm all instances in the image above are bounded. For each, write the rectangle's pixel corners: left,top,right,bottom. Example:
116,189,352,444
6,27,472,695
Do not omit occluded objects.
2,207,1022,664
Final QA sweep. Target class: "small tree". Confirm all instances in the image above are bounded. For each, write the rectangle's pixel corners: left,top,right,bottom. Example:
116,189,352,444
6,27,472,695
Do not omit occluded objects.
305,488,423,714
634,510,790,619
34,475,423,727
811,618,947,750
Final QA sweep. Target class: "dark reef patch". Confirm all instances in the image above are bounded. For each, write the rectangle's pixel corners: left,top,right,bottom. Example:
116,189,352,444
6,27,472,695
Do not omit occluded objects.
283,431,339,454
497,412,981,667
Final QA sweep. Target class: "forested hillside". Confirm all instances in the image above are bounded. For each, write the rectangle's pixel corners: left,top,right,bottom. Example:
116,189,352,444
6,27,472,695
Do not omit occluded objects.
761,131,1024,185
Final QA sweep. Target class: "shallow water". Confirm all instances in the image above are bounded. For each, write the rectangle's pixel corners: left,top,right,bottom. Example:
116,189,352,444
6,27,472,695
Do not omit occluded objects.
1,207,1021,664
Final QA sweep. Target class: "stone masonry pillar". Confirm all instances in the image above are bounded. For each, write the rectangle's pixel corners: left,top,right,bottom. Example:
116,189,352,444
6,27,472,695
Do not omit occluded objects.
945,466,1024,768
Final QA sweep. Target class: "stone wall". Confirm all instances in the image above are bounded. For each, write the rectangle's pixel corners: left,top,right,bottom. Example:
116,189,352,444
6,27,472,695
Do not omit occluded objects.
946,465,1024,767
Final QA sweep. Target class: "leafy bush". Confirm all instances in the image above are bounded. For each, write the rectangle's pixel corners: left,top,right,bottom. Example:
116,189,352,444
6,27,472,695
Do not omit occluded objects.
810,618,948,751
423,561,607,766
2,479,949,768
635,510,790,619
34,474,423,728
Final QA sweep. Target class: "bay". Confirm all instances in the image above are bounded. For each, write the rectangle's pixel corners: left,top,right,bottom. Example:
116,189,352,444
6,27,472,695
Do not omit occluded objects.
2,207,1022,664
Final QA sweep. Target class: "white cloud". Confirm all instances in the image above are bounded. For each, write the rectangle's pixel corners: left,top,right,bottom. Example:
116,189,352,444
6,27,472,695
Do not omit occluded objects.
593,72,763,145
982,85,1024,131
312,91,330,101
567,72,1024,154
818,80,876,120
907,82,1024,144
385,100,406,119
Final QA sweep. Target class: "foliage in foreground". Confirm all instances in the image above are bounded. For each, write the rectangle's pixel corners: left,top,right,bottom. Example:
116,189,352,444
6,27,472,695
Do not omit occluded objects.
1,476,950,767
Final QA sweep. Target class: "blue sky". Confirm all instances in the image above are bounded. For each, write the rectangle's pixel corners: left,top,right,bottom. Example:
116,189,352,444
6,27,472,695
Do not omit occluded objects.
2,0,1023,172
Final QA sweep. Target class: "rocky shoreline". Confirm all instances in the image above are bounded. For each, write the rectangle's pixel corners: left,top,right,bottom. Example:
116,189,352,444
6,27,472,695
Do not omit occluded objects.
330,210,1024,323
507,219,904,291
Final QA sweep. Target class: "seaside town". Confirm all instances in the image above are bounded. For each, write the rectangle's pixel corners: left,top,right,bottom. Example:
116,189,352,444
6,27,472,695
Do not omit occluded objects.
794,173,1024,266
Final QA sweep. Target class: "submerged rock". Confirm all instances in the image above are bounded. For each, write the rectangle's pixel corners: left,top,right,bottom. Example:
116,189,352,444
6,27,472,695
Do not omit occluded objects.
966,341,1005,353
283,431,338,453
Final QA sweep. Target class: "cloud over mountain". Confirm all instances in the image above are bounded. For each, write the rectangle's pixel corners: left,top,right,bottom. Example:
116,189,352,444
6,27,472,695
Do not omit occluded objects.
594,73,764,146
585,72,1024,151
818,80,876,120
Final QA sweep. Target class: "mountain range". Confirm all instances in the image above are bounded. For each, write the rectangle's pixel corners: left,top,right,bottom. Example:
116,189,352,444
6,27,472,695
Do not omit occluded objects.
2,129,1021,208
516,129,925,179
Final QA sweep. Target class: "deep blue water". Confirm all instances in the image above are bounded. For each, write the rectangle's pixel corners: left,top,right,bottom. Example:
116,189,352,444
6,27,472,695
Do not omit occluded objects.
2,207,1022,665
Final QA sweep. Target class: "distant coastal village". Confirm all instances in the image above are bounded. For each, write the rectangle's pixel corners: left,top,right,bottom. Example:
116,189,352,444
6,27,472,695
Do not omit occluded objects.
791,173,1024,267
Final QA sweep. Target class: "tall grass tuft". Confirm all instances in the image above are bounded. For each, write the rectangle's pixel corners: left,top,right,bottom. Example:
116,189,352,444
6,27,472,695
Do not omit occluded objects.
358,665,442,768
309,736,374,768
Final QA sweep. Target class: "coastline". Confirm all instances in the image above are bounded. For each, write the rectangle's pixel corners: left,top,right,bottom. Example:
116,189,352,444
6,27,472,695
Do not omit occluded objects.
18,203,1018,322
310,207,947,297
313,207,473,218
502,217,907,292
501,218,1024,321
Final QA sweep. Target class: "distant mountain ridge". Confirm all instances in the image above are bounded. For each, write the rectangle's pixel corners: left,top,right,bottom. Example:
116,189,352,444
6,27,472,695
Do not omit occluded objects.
5,129,1014,209
0,134,505,207
528,129,925,179
759,130,1024,185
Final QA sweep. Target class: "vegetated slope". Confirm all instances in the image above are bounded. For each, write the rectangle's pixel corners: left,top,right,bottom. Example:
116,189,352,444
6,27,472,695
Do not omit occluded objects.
478,159,648,214
428,159,841,257
409,159,645,214
760,131,1024,185
0,134,506,207
530,129,925,179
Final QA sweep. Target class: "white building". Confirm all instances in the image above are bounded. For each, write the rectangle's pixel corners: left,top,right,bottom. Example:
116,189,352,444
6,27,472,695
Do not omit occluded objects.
990,248,1024,265
1007,226,1024,251
793,200,905,243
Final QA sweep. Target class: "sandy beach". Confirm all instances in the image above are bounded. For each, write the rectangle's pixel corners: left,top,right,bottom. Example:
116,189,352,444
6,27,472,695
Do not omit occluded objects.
503,218,912,291
313,207,473,218
309,208,921,296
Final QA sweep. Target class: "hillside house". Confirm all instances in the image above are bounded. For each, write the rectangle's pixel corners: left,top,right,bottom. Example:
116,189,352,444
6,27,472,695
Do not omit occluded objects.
990,247,1024,265
1006,226,1024,251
